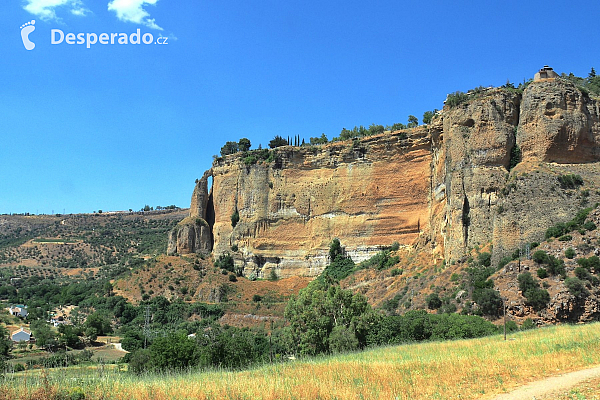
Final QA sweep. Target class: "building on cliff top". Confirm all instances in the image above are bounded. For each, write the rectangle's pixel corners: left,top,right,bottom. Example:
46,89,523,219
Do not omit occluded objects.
534,65,559,81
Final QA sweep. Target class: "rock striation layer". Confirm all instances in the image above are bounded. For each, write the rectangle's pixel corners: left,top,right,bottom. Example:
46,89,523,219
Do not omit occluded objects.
171,78,600,277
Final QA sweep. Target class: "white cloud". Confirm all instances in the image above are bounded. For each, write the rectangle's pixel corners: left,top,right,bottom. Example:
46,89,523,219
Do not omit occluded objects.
107,0,163,30
23,0,89,20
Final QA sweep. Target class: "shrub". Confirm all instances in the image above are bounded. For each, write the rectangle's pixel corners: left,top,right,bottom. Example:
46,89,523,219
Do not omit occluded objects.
390,268,403,277
426,293,442,310
269,135,288,148
537,268,548,279
518,272,549,311
231,210,240,228
252,294,262,302
390,241,400,251
583,221,597,231
445,91,469,108
228,274,237,282
231,244,239,252
505,320,519,333
268,269,278,281
558,174,584,189
509,144,521,170
477,252,491,268
521,318,536,330
532,250,549,264
472,288,502,317
558,235,572,242
215,253,235,273
497,256,512,270
565,277,589,299
546,256,566,278
565,248,576,259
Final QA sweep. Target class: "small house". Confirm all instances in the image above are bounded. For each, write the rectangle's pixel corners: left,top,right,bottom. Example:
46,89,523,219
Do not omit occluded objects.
11,327,32,342
8,305,28,318
534,65,559,81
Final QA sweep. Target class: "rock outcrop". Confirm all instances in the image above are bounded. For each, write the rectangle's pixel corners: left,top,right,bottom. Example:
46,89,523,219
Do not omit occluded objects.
172,77,600,278
167,170,213,255
518,79,600,163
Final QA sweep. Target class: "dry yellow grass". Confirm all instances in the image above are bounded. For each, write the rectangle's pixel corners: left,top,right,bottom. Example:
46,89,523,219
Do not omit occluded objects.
2,323,600,400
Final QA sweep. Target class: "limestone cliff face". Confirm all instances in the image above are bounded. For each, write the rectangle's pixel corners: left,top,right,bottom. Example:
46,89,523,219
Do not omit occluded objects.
518,80,600,163
167,170,213,255
430,89,520,262
211,130,431,277
172,77,600,275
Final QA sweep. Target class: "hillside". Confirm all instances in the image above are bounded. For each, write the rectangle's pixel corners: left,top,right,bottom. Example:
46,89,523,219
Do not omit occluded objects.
0,209,186,283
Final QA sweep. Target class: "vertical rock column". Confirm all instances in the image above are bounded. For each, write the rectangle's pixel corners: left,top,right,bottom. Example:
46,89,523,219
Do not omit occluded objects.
167,170,213,255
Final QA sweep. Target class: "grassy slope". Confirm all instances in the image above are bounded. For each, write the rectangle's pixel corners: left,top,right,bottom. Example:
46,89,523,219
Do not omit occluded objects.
3,323,600,400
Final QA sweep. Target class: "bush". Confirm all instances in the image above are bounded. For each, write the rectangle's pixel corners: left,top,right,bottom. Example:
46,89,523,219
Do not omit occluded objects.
228,274,237,282
532,250,549,264
565,277,589,299
477,252,491,267
521,318,536,330
565,248,576,259
426,293,442,310
329,325,359,353
269,135,288,148
472,288,502,317
583,221,597,231
509,144,521,170
268,269,278,281
537,268,548,279
546,256,566,278
214,253,235,273
558,235,572,242
252,294,262,302
558,174,584,189
445,91,469,108
518,272,549,311
497,256,512,270
231,210,240,228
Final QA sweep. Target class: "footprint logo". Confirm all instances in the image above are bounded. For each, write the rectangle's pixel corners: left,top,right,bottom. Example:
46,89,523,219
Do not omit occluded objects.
20,20,36,50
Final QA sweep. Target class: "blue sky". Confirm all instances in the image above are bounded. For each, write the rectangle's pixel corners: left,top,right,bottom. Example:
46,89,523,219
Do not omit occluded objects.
1,0,599,214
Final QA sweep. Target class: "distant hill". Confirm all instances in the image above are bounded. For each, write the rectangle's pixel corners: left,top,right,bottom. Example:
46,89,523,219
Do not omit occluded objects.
0,209,187,284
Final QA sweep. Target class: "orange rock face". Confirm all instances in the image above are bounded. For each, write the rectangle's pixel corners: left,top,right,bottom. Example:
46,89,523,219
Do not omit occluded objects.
210,130,432,277
171,78,600,277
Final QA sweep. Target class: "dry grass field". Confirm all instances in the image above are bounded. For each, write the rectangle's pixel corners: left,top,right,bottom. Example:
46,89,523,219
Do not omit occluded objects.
2,322,600,399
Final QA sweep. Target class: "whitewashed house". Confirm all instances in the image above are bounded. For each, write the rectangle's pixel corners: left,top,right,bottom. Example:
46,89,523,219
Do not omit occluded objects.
11,327,32,342
8,305,28,318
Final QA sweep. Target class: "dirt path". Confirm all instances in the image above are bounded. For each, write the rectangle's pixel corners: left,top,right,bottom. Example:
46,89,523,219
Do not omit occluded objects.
491,365,600,399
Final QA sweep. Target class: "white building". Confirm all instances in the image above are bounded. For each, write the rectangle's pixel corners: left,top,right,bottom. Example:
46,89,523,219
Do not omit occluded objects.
11,327,32,342
8,305,28,318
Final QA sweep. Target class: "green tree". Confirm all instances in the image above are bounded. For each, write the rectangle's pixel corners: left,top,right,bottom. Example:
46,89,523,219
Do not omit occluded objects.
426,293,442,310
269,135,288,148
407,115,418,128
422,110,437,124
220,141,239,156
84,311,113,337
31,320,57,349
310,133,329,145
0,326,12,360
150,331,199,371
284,281,377,356
238,138,251,151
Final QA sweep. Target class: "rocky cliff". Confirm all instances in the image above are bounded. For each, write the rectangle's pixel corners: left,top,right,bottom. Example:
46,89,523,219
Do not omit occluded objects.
170,77,600,279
